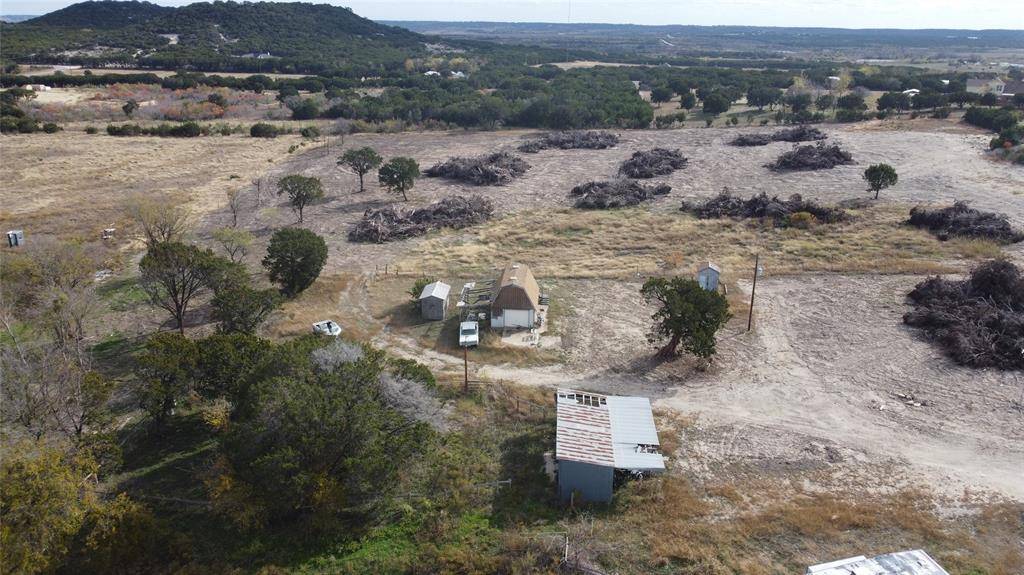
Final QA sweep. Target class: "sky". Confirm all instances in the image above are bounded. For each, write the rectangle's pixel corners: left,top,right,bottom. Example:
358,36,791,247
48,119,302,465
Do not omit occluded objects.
2,0,1022,30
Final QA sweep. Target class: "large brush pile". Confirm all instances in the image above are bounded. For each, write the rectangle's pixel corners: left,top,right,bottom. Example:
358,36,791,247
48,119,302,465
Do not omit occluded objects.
772,125,828,143
518,130,619,153
907,202,1024,244
619,148,688,178
571,180,672,209
766,142,854,172
904,260,1024,370
680,191,847,226
424,152,530,186
729,126,828,147
349,196,494,243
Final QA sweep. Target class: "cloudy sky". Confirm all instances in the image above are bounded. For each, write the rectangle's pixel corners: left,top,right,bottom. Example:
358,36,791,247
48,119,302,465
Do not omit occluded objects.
4,0,1022,29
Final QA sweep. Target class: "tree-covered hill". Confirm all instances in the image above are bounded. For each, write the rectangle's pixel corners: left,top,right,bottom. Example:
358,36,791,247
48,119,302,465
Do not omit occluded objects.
2,1,443,74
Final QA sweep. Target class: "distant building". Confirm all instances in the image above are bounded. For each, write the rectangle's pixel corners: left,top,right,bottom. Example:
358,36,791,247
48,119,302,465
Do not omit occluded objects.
490,262,540,330
1002,80,1024,97
696,262,721,292
418,281,450,321
423,70,441,77
6,230,24,248
555,389,665,503
806,549,949,575
25,84,51,91
450,70,466,79
966,77,1006,95
826,76,842,88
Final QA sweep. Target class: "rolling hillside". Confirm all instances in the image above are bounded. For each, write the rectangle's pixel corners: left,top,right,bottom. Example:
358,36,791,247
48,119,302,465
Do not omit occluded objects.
2,1,439,74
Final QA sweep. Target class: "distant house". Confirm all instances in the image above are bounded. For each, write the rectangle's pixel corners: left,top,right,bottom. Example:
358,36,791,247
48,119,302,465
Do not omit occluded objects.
555,389,665,503
26,84,51,91
902,88,920,97
631,80,641,91
966,78,1006,95
490,262,540,330
450,70,466,79
418,281,450,321
806,549,949,575
1002,80,1024,97
423,70,441,77
826,76,842,88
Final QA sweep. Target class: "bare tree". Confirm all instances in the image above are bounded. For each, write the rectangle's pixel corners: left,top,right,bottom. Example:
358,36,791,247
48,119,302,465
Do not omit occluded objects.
226,189,244,227
125,194,190,247
252,178,263,208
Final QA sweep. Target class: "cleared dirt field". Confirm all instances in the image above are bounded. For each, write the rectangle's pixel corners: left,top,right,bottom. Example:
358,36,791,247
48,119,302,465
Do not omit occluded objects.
236,122,1024,503
0,132,302,243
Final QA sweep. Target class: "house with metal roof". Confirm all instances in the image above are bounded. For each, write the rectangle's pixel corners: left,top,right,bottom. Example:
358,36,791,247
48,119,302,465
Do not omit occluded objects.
555,389,665,503
418,281,451,321
806,549,949,575
966,77,1006,95
491,262,540,330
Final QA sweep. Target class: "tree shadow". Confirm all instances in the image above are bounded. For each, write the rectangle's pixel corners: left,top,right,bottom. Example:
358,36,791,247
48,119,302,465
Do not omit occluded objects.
491,423,561,526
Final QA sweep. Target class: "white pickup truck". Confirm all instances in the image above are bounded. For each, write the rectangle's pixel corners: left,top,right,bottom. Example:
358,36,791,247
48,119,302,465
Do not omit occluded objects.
459,321,479,348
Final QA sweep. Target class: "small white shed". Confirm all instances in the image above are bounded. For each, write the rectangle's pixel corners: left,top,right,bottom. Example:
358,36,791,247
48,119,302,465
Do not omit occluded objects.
697,262,720,292
419,281,450,321
7,230,24,248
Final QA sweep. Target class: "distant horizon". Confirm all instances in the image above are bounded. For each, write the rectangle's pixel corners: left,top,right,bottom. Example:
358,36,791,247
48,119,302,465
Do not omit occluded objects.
2,0,1022,31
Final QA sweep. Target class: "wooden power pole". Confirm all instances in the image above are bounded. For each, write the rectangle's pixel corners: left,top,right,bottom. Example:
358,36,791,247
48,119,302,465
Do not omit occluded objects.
747,253,760,332
463,346,469,394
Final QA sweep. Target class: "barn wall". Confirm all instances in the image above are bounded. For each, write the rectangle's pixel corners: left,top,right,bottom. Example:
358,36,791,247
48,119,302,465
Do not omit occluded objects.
421,296,446,321
558,460,614,503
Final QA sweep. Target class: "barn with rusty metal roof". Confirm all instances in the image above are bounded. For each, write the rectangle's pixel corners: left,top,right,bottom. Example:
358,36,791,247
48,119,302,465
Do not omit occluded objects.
555,389,665,503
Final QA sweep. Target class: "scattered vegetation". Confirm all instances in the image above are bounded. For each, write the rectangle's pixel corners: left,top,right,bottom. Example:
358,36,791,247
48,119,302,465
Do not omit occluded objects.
517,130,619,153
338,146,382,193
619,148,688,178
571,180,671,209
349,195,494,243
641,277,732,361
276,174,324,223
863,163,899,200
904,260,1024,370
907,202,1024,244
378,156,420,201
424,152,530,186
766,142,854,172
681,191,847,227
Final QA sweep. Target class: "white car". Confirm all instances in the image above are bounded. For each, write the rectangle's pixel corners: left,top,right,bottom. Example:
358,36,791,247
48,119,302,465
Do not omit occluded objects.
459,321,479,347
312,320,342,337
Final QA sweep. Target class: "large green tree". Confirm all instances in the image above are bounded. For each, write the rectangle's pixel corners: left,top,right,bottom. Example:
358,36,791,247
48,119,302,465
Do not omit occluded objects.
211,284,282,335
701,92,732,116
134,333,198,424
377,157,420,201
138,242,216,334
641,277,732,361
338,147,382,193
863,163,898,200
262,228,328,297
277,175,324,223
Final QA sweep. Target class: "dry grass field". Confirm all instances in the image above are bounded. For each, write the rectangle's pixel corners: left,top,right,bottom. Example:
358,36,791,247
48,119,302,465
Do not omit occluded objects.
0,132,302,245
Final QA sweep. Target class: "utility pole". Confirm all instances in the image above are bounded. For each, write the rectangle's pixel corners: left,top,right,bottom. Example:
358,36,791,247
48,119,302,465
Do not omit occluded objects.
463,346,469,394
747,253,760,332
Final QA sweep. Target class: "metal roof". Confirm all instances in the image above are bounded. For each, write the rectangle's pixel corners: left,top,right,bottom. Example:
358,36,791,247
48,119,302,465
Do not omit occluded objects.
419,281,450,301
555,389,665,471
807,549,949,575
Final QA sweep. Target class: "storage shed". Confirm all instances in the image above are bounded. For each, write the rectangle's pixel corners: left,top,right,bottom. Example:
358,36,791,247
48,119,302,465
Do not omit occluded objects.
555,389,665,503
7,230,24,248
419,281,450,321
491,262,540,330
697,261,720,291
806,549,948,575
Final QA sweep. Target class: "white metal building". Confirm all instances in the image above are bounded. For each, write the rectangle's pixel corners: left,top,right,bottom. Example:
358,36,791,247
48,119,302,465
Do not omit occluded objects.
806,549,949,575
555,389,665,503
490,262,540,330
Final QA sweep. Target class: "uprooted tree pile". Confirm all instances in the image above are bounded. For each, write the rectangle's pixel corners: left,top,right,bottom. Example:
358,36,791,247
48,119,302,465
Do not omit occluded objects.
772,125,828,143
729,126,828,147
766,142,854,172
904,260,1024,370
349,195,494,243
571,180,672,209
619,148,688,178
518,130,619,153
424,152,530,186
907,201,1024,244
680,191,847,226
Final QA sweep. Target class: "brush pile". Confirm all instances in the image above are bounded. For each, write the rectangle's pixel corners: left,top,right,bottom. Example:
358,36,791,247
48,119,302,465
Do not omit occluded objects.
904,260,1024,369
680,191,847,226
729,133,773,147
771,125,828,142
907,202,1024,244
619,148,688,178
424,152,530,186
518,130,619,153
766,142,854,172
349,196,494,243
571,180,672,209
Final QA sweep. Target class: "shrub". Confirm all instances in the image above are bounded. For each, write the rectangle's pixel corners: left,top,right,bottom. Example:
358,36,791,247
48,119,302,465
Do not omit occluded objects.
107,123,142,136
41,122,60,133
907,202,1023,244
250,122,279,138
963,107,1020,132
16,117,38,133
84,125,98,134
299,125,321,138
787,211,817,229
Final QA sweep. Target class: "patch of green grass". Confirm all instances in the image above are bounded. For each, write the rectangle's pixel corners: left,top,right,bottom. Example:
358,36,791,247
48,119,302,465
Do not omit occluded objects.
96,276,149,311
